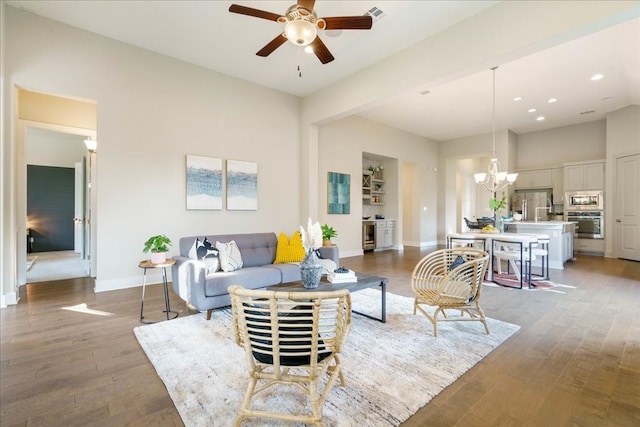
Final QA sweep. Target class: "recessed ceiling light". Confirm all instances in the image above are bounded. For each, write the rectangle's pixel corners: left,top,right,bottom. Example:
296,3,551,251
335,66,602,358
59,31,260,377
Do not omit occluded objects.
536,116,545,121
304,46,313,54
528,108,537,113
548,98,558,103
513,97,522,101
591,74,604,81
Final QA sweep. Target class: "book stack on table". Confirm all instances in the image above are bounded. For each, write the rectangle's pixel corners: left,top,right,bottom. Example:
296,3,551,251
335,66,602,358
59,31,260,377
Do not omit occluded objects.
327,269,357,284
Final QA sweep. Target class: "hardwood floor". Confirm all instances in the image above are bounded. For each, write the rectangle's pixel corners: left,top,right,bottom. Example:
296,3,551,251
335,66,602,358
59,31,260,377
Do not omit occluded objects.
1,249,639,426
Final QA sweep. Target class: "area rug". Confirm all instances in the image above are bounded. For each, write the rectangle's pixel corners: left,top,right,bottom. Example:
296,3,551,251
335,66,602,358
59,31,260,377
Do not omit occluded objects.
134,289,520,426
485,274,577,293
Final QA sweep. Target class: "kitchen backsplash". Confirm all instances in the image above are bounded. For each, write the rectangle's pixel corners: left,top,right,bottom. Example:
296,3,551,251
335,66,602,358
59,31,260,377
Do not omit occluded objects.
363,204,383,219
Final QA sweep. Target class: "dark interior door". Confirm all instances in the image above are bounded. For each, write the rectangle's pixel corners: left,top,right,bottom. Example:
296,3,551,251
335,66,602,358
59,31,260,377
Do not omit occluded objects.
27,165,75,252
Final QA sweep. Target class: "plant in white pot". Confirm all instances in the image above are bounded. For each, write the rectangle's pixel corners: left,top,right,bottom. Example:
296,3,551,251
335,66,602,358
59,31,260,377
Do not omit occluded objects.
143,234,172,264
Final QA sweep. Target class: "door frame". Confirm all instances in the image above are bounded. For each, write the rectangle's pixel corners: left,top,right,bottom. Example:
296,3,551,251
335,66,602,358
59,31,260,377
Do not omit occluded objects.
614,151,640,261
17,120,97,286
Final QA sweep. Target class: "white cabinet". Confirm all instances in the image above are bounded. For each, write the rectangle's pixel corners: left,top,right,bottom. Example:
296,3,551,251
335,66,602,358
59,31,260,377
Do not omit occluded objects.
564,162,604,191
514,169,553,189
574,238,604,255
562,232,573,261
375,220,394,249
552,168,564,204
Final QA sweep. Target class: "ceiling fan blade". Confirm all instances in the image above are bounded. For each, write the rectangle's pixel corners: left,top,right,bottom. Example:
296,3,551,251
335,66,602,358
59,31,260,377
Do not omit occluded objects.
256,34,288,57
297,0,316,12
228,4,282,22
323,16,373,30
310,36,334,64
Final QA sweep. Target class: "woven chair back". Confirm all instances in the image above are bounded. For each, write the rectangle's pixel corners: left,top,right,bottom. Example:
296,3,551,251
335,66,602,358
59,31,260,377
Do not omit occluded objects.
412,248,489,302
230,285,352,373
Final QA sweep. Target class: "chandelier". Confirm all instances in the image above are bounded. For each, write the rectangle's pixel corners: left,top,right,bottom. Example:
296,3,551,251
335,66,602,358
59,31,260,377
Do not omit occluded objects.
474,66,517,192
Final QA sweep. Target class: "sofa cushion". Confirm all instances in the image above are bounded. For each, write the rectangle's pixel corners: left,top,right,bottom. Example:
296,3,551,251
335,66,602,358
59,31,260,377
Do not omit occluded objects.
216,240,243,272
274,231,305,264
264,263,302,283
204,267,281,297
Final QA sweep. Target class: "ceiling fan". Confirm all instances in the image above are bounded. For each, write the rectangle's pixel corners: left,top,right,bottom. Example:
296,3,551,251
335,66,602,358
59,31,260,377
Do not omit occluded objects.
228,0,373,64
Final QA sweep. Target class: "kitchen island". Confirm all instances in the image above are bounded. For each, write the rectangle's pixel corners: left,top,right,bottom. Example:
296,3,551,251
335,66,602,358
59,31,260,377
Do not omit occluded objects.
503,221,575,269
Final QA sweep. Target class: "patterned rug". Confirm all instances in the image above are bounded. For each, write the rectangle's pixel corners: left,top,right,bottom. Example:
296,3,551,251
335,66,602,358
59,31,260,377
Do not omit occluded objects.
485,273,577,293
134,289,520,426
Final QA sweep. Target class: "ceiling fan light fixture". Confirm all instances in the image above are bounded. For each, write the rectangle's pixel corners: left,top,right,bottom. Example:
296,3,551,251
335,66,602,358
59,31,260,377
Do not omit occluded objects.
285,18,317,46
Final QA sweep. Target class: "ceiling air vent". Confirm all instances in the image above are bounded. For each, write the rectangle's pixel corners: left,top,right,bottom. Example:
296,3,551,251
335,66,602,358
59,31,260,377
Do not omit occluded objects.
365,7,386,22
579,110,595,115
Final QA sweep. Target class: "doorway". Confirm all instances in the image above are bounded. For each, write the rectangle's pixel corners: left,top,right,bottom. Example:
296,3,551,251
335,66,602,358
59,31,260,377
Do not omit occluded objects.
25,128,92,283
615,153,640,261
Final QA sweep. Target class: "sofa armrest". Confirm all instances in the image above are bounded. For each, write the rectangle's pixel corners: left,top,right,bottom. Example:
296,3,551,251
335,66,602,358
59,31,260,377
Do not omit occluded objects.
318,246,339,266
171,256,206,303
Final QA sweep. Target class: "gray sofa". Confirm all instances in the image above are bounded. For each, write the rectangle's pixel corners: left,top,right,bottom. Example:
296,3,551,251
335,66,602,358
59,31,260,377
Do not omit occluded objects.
171,232,339,320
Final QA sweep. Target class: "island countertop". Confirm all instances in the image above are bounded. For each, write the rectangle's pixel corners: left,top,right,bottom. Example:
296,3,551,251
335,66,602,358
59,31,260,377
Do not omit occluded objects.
507,220,574,226
504,221,576,268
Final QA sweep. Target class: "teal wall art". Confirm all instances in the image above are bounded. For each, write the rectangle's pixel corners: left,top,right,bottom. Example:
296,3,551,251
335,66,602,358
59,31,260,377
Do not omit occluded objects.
327,172,350,214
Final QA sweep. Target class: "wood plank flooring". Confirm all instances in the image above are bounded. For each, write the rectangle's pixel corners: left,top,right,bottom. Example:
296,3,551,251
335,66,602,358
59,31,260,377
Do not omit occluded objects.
1,248,639,426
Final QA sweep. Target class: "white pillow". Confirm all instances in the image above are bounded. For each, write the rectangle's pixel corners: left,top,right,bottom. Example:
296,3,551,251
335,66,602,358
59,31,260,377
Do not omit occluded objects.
216,240,243,272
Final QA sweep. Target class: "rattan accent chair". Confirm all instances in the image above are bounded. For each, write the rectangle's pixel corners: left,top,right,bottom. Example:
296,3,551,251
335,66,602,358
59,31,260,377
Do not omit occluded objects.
411,248,490,337
229,285,352,427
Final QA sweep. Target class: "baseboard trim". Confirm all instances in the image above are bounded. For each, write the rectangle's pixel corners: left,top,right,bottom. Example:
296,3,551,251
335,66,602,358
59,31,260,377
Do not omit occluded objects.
95,270,172,293
404,240,438,248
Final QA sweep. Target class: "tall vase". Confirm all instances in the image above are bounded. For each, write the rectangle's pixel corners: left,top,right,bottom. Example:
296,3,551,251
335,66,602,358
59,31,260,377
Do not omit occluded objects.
300,249,323,289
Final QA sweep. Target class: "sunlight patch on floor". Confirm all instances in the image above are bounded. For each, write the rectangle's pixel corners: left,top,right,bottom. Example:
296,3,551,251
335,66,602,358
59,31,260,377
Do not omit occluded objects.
61,303,114,316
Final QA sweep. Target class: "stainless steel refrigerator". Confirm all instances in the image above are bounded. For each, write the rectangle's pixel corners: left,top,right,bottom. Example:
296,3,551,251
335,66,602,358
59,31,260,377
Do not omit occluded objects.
511,189,553,221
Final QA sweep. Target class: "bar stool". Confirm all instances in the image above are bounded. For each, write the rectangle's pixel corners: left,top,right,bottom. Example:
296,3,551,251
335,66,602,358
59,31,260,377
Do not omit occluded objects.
530,234,550,281
491,238,536,289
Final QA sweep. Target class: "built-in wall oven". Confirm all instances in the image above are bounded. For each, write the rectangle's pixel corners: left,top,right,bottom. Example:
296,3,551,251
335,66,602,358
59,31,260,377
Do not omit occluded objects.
567,211,604,239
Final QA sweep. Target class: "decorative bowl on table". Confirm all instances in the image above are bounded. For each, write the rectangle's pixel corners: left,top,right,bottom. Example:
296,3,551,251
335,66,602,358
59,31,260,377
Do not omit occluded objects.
513,213,523,221
363,216,371,220
480,225,500,234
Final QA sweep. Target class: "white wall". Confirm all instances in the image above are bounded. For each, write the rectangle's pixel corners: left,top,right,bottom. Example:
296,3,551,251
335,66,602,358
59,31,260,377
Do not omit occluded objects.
3,7,301,293
516,120,606,169
26,128,86,167
439,129,515,239
605,105,640,257
318,116,439,255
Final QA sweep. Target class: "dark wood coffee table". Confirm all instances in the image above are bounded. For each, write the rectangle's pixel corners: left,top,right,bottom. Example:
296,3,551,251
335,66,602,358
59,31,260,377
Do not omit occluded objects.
268,273,388,323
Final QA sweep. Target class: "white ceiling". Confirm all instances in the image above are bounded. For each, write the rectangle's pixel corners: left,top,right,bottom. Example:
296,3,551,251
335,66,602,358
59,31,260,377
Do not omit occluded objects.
7,0,640,141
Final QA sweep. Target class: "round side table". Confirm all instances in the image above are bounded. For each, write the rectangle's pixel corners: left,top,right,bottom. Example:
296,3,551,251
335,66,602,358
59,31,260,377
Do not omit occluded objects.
139,259,178,323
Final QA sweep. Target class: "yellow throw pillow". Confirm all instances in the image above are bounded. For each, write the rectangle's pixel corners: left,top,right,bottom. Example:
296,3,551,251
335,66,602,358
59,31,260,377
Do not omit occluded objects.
274,231,306,264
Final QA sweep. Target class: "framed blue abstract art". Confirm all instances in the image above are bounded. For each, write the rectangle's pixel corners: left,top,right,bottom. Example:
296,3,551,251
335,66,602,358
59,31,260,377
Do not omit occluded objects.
226,159,258,210
327,172,350,214
186,155,223,210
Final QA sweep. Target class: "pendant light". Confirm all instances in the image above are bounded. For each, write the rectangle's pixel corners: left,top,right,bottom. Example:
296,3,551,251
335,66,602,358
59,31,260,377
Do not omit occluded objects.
474,66,517,192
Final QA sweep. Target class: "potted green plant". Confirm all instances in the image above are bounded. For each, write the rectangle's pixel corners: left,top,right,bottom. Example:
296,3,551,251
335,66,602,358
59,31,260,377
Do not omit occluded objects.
321,224,338,246
143,234,172,264
489,192,508,230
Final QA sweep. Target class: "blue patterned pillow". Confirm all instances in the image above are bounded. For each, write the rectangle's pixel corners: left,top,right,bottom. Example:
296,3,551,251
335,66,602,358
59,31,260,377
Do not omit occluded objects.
449,255,465,271
188,237,220,274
